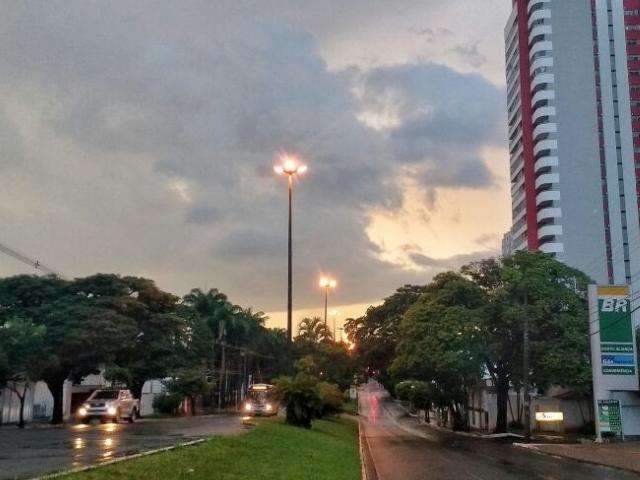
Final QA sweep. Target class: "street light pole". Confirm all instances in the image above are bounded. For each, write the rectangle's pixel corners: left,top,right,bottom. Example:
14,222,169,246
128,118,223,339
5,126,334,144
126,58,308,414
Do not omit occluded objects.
319,277,336,326
274,156,307,343
287,175,293,343
324,286,329,325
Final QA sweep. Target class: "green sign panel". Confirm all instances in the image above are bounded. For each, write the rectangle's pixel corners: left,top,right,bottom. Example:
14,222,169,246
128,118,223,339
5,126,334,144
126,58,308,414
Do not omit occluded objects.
597,287,636,376
598,399,622,433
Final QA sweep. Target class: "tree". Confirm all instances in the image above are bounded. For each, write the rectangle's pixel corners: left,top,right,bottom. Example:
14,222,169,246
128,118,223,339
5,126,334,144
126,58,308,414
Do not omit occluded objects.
0,317,46,427
163,369,211,416
461,251,591,432
75,275,187,398
344,285,426,389
391,273,485,429
295,317,333,346
0,275,139,424
274,374,322,428
251,327,291,380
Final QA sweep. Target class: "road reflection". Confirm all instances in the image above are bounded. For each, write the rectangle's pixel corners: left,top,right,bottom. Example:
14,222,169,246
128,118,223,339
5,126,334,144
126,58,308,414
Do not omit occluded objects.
69,422,121,467
368,390,379,425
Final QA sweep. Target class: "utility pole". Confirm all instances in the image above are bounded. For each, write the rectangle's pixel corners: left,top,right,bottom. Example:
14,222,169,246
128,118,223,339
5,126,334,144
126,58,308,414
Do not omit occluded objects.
217,324,226,413
523,289,531,439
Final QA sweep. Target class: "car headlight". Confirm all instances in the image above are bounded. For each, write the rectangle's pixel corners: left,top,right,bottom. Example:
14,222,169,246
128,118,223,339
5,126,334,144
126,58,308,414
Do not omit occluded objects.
244,403,252,412
265,403,272,411
78,407,87,416
107,406,117,416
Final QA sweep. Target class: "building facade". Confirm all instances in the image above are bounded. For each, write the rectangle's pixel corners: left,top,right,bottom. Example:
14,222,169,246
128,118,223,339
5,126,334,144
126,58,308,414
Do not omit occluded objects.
503,0,640,288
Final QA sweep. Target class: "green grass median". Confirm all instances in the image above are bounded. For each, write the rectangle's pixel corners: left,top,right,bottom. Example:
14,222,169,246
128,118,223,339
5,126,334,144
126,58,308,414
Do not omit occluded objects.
68,416,360,480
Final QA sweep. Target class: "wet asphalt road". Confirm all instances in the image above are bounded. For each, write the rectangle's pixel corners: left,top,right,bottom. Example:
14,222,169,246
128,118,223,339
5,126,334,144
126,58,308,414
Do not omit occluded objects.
359,383,639,480
0,414,244,479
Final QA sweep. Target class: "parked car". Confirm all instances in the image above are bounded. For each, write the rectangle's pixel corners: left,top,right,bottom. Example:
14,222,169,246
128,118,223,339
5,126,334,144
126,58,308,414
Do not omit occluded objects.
76,389,140,423
243,384,279,417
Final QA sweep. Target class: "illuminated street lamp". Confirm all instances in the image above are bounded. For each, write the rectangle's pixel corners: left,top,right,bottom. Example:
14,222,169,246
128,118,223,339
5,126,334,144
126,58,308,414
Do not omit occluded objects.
319,276,337,326
274,154,307,343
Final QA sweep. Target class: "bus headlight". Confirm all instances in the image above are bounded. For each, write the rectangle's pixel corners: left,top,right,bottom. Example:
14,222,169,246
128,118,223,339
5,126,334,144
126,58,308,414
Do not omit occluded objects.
244,403,252,412
265,404,272,412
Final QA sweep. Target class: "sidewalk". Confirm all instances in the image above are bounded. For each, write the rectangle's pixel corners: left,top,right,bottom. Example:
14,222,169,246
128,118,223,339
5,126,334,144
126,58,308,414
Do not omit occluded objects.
515,441,640,474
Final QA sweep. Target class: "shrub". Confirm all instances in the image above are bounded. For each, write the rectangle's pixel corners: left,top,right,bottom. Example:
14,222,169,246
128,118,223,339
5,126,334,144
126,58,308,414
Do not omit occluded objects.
394,381,414,402
275,374,322,429
394,380,434,410
153,392,183,414
317,382,344,417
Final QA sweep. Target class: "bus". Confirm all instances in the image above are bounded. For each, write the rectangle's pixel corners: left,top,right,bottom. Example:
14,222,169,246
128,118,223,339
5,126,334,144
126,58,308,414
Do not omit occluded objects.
243,384,279,417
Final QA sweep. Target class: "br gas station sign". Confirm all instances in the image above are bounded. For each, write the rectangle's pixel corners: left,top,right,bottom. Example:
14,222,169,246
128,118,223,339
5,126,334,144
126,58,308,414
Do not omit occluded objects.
588,285,640,441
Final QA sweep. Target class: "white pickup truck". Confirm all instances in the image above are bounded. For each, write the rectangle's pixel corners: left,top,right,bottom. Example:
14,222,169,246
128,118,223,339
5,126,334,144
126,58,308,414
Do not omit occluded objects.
76,389,140,424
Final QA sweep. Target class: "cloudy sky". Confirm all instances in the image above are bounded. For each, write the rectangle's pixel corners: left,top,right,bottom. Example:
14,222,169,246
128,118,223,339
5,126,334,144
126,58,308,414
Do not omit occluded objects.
0,0,512,331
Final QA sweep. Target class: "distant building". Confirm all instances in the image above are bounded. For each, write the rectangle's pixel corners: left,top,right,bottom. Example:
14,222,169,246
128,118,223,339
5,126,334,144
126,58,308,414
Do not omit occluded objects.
503,0,640,287
0,375,163,425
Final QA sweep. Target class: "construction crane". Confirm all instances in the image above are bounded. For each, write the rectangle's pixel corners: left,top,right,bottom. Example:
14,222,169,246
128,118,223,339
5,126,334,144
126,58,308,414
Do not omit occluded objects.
0,241,63,277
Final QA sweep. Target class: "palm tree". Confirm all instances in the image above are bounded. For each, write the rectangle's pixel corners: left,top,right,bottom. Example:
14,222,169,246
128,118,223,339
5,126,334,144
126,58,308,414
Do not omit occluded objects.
295,317,333,344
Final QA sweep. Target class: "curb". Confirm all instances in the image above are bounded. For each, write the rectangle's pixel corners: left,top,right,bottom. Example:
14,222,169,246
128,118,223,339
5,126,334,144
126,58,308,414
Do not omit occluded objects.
358,419,378,480
29,438,207,479
513,443,640,475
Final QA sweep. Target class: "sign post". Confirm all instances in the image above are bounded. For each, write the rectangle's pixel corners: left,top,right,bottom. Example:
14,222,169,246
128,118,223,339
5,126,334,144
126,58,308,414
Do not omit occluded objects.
589,285,639,441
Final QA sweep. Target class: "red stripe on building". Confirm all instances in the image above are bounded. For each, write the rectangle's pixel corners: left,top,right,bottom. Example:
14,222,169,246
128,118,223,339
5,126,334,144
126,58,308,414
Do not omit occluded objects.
514,0,539,250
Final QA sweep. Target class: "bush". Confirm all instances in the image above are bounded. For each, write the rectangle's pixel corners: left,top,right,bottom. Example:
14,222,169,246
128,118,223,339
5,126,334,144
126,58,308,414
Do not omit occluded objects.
394,381,414,402
275,374,322,429
317,382,344,417
394,380,433,410
153,392,183,414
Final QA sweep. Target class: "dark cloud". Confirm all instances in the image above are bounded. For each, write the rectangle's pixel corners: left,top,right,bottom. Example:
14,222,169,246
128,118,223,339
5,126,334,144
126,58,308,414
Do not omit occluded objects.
215,229,283,258
359,62,503,191
450,43,488,68
186,206,222,225
0,1,506,311
409,250,497,270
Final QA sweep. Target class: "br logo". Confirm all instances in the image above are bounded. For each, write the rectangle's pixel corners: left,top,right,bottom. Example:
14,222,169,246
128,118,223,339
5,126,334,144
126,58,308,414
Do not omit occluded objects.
601,297,628,312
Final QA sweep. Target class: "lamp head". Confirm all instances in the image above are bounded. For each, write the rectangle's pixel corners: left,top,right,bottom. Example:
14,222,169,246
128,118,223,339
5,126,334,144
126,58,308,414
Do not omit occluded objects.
275,154,307,176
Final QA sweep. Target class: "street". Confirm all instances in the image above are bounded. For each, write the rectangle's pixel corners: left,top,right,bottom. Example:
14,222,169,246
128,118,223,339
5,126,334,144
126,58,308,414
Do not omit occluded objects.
0,414,244,480
359,382,638,480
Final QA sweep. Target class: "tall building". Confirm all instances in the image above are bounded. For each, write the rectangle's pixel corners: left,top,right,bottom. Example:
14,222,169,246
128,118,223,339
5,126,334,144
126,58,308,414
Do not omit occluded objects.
503,0,640,287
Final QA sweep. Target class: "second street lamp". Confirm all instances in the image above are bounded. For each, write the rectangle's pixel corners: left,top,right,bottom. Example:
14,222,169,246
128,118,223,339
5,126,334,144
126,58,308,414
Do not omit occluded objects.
319,276,337,326
274,155,307,343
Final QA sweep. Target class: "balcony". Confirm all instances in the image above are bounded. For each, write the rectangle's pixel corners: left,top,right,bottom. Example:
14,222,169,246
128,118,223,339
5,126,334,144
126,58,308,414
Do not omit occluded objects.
531,73,554,91
527,0,551,13
539,242,564,254
538,224,562,240
530,56,554,76
532,89,555,109
537,207,562,222
533,122,557,140
532,106,556,124
509,128,523,152
511,159,524,182
535,155,558,172
530,41,553,59
528,8,551,29
511,175,526,197
534,172,559,190
533,139,557,157
536,189,560,205
529,25,552,46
